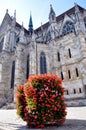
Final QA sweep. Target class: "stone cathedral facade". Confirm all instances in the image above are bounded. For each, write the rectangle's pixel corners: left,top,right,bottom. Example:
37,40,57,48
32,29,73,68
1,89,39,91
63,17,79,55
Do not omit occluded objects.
0,3,86,107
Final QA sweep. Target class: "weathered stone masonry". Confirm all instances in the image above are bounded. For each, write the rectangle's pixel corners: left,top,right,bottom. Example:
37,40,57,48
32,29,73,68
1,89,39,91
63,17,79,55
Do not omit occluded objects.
0,4,86,106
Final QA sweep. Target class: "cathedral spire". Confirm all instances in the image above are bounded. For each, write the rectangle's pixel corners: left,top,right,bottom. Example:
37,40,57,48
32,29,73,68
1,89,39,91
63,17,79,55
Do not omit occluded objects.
49,4,56,23
28,13,33,35
12,10,16,27
14,10,16,19
6,9,8,14
41,22,43,32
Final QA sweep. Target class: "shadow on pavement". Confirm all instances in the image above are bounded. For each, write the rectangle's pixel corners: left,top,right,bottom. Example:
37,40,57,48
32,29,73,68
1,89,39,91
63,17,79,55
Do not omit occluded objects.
3,119,85,130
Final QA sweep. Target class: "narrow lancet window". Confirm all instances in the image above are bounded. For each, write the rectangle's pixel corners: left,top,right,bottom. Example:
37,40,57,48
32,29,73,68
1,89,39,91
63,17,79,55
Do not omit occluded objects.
79,88,82,93
68,70,71,79
61,72,64,80
68,48,71,58
26,54,29,79
76,68,79,77
67,90,69,95
57,52,60,61
40,52,47,74
74,89,76,94
11,61,15,88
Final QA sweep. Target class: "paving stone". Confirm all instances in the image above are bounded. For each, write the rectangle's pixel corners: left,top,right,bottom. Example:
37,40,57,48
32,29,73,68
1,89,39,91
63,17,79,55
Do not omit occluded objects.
0,107,86,130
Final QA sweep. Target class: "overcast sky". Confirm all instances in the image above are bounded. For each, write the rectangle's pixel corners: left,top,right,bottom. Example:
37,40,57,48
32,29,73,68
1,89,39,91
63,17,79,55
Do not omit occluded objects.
0,0,86,29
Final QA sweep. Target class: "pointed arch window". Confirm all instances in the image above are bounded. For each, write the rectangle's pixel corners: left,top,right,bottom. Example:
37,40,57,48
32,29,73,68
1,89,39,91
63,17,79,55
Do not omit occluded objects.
57,52,60,61
40,52,47,74
11,61,15,88
62,21,75,35
26,54,30,79
0,64,2,82
76,68,79,77
46,31,51,42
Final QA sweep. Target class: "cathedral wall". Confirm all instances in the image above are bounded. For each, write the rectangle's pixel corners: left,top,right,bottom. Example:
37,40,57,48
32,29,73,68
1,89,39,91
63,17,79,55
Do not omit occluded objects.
0,4,86,107
64,79,85,99
77,33,86,85
80,58,86,85
78,32,86,58
0,52,14,105
54,32,86,100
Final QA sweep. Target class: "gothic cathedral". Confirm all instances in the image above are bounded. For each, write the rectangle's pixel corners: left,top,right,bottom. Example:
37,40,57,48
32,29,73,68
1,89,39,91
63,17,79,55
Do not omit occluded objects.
0,4,86,107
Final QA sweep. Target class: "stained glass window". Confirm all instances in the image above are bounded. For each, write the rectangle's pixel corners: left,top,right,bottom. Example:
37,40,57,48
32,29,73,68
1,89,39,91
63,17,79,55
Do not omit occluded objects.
40,52,47,74
62,21,75,35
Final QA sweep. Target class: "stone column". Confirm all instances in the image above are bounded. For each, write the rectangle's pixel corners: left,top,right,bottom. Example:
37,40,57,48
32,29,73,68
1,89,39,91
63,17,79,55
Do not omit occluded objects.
78,32,86,97
14,43,26,102
29,44,36,75
0,83,6,107
29,34,37,75
0,51,13,104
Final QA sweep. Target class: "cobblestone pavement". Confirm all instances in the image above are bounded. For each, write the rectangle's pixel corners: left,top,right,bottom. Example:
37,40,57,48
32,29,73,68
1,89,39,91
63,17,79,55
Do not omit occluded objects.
0,107,86,130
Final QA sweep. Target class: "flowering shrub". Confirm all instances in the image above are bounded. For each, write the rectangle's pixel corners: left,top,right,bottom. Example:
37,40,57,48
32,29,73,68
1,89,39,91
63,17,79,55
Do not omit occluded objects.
16,74,67,128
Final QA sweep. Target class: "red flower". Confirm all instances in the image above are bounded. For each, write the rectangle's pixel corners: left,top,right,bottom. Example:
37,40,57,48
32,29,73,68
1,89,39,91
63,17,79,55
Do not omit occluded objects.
16,74,67,128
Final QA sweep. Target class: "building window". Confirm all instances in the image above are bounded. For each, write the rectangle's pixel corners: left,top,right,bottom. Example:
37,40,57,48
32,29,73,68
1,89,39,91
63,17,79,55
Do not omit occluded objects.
65,90,69,95
0,38,4,52
73,89,76,94
57,52,60,61
0,64,2,82
79,88,82,93
51,14,55,20
76,68,79,77
16,37,19,43
61,71,64,80
68,48,71,58
84,85,86,94
67,90,69,95
46,31,51,42
26,54,29,79
68,70,71,79
84,17,86,28
11,61,15,88
40,52,47,74
62,21,75,35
